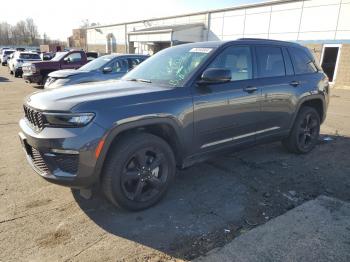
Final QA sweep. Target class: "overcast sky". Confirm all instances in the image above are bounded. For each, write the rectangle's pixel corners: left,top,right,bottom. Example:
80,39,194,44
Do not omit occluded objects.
1,0,265,41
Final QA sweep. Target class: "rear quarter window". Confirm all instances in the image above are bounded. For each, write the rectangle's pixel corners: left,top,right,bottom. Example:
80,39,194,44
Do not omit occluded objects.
289,47,318,75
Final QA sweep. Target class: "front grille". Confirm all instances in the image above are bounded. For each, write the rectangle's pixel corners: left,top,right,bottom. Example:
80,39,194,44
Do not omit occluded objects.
23,105,45,131
55,154,79,174
30,147,50,174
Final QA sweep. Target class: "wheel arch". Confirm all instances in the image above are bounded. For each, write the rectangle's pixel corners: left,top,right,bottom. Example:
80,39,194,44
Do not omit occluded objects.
290,95,326,129
94,117,186,179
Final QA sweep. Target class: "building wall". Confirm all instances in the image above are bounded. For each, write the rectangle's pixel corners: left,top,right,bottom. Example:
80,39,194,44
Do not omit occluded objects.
336,44,350,86
304,43,323,63
87,0,350,44
87,0,350,85
209,0,350,41
87,13,207,53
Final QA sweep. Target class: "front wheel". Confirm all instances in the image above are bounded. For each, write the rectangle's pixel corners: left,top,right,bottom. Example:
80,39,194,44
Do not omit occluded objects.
102,133,176,211
282,106,320,154
41,75,48,86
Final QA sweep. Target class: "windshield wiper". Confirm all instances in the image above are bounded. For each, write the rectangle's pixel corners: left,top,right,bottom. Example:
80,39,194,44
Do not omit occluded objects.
127,78,152,83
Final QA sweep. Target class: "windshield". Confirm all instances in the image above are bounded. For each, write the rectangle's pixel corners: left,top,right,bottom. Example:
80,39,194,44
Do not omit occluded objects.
51,52,68,61
20,53,41,59
78,55,112,71
122,45,214,87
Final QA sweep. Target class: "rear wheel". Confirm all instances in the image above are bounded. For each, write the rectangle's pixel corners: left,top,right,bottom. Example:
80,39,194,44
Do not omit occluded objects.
282,106,320,154
102,133,176,211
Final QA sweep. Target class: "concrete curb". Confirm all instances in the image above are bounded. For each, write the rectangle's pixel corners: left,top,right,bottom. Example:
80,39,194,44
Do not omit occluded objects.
194,196,350,262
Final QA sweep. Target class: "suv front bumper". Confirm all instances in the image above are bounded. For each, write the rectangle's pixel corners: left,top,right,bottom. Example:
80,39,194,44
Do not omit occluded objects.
23,73,42,84
19,118,106,188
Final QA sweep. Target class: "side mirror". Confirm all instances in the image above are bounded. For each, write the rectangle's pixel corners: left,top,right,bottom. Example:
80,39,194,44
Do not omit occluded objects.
198,68,231,85
102,67,113,73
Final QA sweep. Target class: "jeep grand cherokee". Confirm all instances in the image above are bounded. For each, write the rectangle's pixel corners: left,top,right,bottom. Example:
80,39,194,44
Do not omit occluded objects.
19,39,329,210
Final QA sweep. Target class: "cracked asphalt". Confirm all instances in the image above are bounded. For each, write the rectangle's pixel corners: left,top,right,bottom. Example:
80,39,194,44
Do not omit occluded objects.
1,66,350,261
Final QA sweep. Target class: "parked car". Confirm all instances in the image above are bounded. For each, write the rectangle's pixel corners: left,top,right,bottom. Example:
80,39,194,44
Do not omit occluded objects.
40,52,55,61
8,51,42,77
6,53,15,70
44,54,148,89
19,39,329,211
1,49,16,66
22,50,88,85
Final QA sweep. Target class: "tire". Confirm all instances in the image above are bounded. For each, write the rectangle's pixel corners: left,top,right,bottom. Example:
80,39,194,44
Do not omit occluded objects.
282,106,320,154
14,71,19,78
41,75,48,86
102,132,176,211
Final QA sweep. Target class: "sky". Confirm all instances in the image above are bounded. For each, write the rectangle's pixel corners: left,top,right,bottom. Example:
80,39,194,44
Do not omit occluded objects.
0,0,265,41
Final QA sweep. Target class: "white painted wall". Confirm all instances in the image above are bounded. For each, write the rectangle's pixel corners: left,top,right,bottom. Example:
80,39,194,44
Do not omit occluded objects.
87,0,350,51
208,0,350,41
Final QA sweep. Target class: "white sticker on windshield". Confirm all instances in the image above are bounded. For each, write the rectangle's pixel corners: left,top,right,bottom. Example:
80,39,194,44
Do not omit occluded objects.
189,48,213,53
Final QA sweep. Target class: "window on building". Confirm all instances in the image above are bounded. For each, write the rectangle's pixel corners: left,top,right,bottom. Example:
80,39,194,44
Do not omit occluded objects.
207,46,252,81
289,47,318,75
256,46,286,78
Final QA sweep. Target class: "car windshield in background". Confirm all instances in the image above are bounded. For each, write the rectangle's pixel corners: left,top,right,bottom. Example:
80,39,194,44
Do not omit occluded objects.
122,45,215,87
20,53,41,59
51,52,68,61
4,50,15,55
78,56,112,71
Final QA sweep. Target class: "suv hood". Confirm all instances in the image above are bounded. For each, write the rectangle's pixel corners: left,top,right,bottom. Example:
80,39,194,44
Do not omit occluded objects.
48,69,88,78
26,80,169,111
31,60,60,68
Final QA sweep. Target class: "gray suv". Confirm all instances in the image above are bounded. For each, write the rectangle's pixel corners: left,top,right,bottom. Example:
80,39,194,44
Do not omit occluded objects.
19,39,329,211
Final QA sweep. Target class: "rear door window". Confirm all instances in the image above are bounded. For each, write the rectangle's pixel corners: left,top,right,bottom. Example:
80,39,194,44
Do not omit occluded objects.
256,46,286,78
289,47,318,75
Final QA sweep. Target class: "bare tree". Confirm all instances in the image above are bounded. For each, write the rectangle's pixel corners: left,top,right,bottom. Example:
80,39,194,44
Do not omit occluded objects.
26,18,39,45
0,18,48,46
0,22,11,45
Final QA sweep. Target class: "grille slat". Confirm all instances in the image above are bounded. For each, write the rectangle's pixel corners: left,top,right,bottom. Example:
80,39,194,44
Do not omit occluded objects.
30,147,49,174
23,105,45,131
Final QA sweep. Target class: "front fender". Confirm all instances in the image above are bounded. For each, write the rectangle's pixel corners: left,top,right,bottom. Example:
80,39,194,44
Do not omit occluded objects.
93,116,185,178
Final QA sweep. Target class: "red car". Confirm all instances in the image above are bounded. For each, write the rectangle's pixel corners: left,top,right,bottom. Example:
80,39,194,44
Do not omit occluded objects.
23,50,88,85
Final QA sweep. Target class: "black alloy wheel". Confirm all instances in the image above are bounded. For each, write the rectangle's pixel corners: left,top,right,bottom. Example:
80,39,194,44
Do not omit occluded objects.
102,132,176,211
120,147,168,202
282,106,320,154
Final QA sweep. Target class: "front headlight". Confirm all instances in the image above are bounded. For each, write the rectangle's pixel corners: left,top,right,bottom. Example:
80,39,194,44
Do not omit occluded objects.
31,64,37,73
55,78,71,86
44,112,95,127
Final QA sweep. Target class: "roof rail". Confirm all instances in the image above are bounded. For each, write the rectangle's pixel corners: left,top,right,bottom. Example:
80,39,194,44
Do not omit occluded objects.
237,38,301,46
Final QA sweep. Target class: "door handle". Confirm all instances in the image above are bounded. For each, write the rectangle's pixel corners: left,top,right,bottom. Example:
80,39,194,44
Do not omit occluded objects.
243,86,258,93
290,81,300,87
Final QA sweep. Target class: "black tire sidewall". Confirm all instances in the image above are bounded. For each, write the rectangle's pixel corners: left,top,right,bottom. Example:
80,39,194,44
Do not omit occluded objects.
291,106,320,153
103,133,176,211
